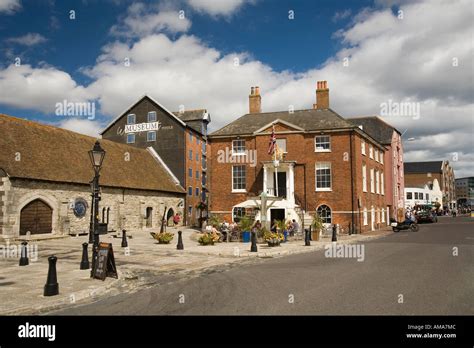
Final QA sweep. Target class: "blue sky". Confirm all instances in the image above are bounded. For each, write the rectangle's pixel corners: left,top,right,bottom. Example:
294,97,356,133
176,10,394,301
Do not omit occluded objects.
0,0,472,177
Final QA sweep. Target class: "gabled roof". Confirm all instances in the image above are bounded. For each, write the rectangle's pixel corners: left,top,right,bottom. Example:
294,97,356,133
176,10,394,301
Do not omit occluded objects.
209,108,354,137
253,119,305,134
0,114,185,194
404,161,444,174
348,116,401,144
100,95,186,135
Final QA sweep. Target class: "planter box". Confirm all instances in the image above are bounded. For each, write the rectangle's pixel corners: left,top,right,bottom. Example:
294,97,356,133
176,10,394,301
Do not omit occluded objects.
311,230,320,241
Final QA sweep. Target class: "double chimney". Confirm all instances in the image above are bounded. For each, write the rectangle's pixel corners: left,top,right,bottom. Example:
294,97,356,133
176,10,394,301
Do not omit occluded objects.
248,81,329,114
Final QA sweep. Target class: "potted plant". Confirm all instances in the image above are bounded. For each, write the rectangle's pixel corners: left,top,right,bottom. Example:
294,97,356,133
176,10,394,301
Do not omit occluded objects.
198,232,219,245
150,231,174,244
238,215,253,243
275,219,289,242
264,230,284,247
311,213,323,241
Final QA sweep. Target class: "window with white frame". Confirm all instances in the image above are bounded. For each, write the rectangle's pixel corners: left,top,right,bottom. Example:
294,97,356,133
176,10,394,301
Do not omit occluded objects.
315,135,331,152
381,172,384,195
369,146,373,159
317,205,332,224
276,138,287,153
375,149,379,162
232,139,246,155
147,131,156,142
127,133,135,143
407,192,413,200
382,208,385,223
315,162,331,191
370,168,375,193
361,141,366,155
376,170,380,194
380,152,384,164
363,208,368,225
362,165,367,192
232,165,246,191
127,114,136,124
147,111,157,122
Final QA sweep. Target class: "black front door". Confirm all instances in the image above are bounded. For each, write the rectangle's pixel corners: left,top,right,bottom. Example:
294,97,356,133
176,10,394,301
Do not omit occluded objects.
270,209,285,226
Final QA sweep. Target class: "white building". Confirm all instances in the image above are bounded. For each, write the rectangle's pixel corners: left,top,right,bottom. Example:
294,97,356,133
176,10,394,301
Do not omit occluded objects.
404,178,442,209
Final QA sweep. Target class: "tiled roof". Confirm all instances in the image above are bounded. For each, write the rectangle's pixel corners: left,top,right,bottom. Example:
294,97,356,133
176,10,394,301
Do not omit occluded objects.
349,116,400,144
0,114,185,194
209,108,354,137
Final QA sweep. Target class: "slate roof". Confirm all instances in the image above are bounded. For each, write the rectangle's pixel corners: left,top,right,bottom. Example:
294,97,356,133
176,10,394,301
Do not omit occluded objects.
404,161,444,174
173,109,208,121
349,116,400,145
0,114,185,194
209,108,354,137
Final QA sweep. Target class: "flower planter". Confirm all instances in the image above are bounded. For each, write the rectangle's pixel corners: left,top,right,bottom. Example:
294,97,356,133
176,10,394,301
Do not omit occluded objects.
267,241,281,247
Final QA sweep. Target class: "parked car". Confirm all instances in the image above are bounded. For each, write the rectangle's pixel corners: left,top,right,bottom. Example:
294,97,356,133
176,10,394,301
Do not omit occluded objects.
416,210,438,223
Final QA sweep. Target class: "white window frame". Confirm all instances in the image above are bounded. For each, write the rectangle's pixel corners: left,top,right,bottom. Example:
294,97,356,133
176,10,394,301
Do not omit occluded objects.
382,208,385,223
315,135,331,152
362,165,367,192
376,170,380,194
127,114,136,125
381,172,385,195
232,139,246,155
315,162,332,191
126,133,135,144
147,131,156,142
369,146,373,159
232,165,246,192
380,152,384,164
147,111,157,122
363,208,368,226
361,141,366,155
370,168,375,193
276,138,287,153
375,149,379,162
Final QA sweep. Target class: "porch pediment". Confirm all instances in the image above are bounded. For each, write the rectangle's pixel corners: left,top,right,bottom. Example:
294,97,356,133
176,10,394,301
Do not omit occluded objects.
253,119,305,135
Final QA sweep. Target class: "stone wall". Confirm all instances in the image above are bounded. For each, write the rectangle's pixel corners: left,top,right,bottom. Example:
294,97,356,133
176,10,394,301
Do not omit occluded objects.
1,177,184,238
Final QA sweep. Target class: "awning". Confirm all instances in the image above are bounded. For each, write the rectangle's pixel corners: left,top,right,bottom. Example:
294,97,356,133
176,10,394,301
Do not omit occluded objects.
233,200,260,208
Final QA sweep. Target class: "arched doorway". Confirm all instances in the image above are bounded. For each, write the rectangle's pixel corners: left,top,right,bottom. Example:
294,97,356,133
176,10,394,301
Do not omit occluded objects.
166,208,174,226
145,207,153,228
20,199,53,235
317,204,332,224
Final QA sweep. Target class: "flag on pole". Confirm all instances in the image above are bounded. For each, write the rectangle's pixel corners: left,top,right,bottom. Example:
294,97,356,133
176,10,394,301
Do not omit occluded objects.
268,125,276,155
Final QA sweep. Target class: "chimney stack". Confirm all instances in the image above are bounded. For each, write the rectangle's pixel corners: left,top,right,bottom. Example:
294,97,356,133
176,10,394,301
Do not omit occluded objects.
313,80,329,110
249,86,261,113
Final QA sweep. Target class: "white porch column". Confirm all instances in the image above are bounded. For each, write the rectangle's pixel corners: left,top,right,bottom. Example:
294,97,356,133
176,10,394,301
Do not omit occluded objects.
288,164,295,205
263,165,267,194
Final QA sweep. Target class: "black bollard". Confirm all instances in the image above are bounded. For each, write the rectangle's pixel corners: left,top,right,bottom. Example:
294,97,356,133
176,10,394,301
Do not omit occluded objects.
304,229,311,246
250,231,258,252
121,229,128,248
19,241,29,266
80,243,90,270
176,230,184,250
332,224,337,242
44,256,59,296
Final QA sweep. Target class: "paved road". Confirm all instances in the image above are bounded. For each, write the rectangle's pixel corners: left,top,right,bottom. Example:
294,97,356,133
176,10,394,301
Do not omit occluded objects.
54,216,474,315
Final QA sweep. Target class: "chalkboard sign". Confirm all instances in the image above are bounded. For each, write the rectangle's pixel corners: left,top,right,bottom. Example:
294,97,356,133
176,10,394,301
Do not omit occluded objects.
92,242,118,281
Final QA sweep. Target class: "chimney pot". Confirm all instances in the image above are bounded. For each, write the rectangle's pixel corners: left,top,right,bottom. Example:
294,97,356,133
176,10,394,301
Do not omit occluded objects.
249,86,262,113
314,80,329,109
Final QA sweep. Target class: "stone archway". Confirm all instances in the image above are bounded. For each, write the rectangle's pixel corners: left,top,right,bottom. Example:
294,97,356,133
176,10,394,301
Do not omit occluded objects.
16,193,59,236
166,208,175,226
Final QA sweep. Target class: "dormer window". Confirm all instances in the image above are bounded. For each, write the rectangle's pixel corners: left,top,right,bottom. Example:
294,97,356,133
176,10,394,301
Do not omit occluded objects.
127,114,136,125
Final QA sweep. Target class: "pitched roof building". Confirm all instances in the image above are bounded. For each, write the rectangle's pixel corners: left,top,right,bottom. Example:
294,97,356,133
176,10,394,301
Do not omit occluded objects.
0,114,185,238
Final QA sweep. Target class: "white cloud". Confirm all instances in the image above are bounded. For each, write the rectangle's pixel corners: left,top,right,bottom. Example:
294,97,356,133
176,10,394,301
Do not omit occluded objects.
187,0,255,16
0,0,21,14
6,33,47,46
332,9,352,22
0,64,92,113
110,3,191,37
57,118,103,138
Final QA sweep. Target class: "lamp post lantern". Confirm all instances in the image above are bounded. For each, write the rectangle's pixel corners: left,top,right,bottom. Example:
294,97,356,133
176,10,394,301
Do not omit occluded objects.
88,140,106,278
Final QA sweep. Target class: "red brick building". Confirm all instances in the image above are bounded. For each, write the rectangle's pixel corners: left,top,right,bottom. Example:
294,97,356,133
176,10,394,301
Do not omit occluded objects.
208,82,390,233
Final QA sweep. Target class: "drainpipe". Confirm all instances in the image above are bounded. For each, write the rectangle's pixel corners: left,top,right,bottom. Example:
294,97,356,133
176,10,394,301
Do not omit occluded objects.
350,130,355,234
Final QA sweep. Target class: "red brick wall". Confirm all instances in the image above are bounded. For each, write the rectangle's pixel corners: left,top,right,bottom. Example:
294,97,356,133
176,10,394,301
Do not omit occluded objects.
209,128,388,233
185,129,205,225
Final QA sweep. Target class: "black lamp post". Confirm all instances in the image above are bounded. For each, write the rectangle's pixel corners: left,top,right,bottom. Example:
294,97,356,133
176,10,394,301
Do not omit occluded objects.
88,140,106,278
